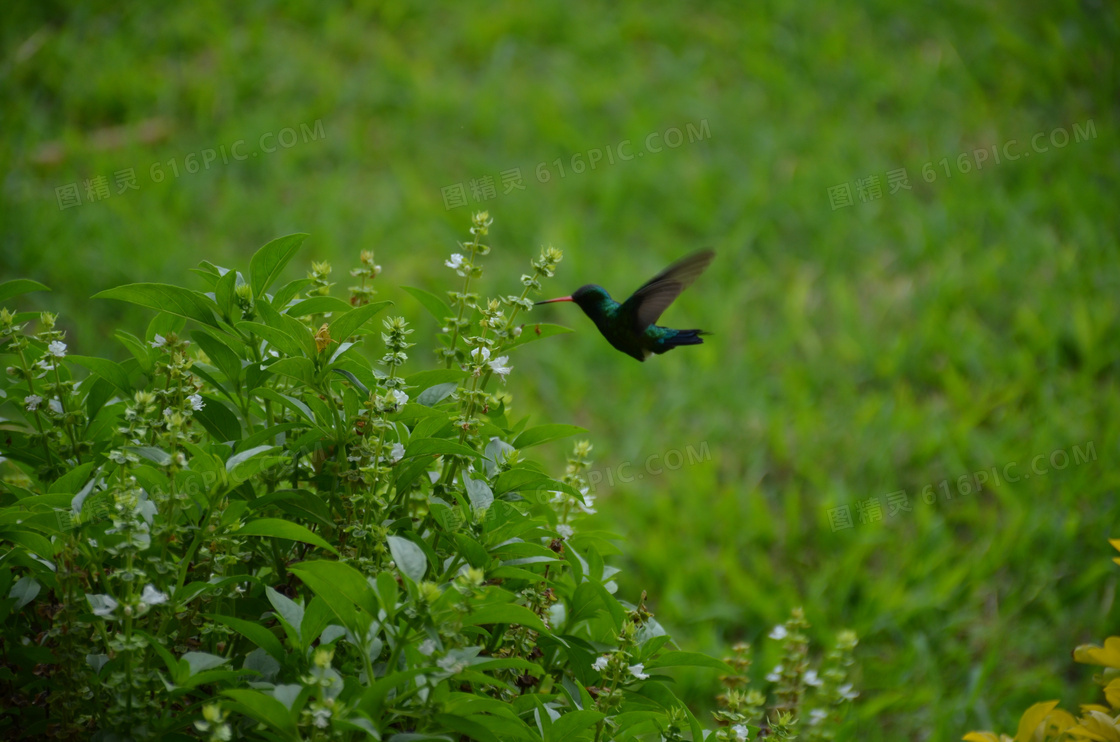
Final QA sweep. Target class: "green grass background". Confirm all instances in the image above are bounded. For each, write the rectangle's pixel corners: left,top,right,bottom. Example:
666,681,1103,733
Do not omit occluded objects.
3,2,1119,738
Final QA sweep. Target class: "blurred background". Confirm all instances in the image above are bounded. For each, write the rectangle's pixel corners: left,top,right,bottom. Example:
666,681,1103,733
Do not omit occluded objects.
3,1,1119,738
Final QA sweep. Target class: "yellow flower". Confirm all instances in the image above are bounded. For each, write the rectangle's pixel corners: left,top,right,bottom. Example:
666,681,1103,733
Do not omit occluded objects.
1075,637,1120,668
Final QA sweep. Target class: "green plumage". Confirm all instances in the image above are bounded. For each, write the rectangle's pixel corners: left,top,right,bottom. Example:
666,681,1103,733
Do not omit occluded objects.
536,249,715,361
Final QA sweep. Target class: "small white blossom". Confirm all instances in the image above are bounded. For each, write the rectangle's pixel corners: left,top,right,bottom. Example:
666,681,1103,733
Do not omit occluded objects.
140,584,168,607
731,724,750,741
47,341,68,357
311,707,331,729
150,334,166,348
578,488,596,515
766,664,783,683
488,356,512,379
769,625,788,640
25,394,42,412
628,663,649,680
163,407,174,419
389,389,408,407
809,709,828,726
838,683,858,700
804,669,822,687
389,443,405,464
48,399,63,415
556,524,574,538
470,346,491,363
445,253,465,270
187,393,205,411
418,639,438,656
87,594,118,617
592,655,610,671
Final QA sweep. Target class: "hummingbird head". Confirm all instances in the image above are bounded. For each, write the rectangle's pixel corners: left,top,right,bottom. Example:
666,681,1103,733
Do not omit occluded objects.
536,285,613,315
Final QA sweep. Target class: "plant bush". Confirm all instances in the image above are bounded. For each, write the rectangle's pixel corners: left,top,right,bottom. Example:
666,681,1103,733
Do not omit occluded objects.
964,540,1120,742
0,212,855,740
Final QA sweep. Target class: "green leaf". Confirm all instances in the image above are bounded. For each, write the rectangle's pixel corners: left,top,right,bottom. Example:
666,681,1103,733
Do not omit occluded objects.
463,474,494,511
416,382,458,407
404,438,481,461
266,357,316,385
331,368,370,396
249,233,308,300
286,296,353,317
93,283,220,328
0,279,51,304
191,330,243,383
207,613,286,662
67,355,132,395
272,278,314,309
328,300,392,341
193,395,242,443
513,424,587,449
402,286,452,322
226,445,277,472
221,689,297,736
645,651,734,672
387,535,428,582
237,321,303,357
550,709,606,741
463,603,549,633
124,446,172,466
289,560,379,627
114,329,153,371
239,518,339,556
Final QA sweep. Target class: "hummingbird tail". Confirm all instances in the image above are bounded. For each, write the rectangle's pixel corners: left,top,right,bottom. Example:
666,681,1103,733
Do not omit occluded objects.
662,329,708,349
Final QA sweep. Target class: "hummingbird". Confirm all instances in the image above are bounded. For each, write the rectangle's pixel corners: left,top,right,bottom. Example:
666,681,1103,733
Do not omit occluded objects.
535,249,715,361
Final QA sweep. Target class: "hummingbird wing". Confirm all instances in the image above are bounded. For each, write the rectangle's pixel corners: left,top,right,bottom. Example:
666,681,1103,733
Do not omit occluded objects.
619,249,715,330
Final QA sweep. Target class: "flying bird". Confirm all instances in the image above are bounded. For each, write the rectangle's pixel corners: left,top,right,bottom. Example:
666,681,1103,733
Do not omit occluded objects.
535,249,715,361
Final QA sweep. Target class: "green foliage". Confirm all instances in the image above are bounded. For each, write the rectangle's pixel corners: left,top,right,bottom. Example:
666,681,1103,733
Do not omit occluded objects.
0,220,859,740
2,4,1116,739
964,541,1120,742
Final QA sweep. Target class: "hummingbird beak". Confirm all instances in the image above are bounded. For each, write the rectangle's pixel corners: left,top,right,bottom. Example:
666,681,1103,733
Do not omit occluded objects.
535,296,573,305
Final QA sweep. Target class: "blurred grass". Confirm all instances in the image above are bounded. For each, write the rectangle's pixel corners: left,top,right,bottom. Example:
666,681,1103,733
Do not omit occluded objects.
2,1,1119,738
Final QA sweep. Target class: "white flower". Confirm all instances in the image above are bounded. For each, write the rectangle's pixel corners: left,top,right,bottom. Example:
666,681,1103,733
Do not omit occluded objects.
838,683,858,700
140,584,168,607
556,524,574,538
445,253,465,270
766,664,783,683
488,356,512,379
470,346,491,363
48,399,63,415
592,655,610,671
87,594,118,617
150,334,166,348
47,341,68,358
163,407,174,418
731,723,750,741
628,663,649,680
808,709,828,726
389,389,408,407
311,707,331,729
389,443,405,464
419,639,438,656
25,394,42,411
578,488,597,515
769,625,788,640
804,668,822,687
187,394,205,411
